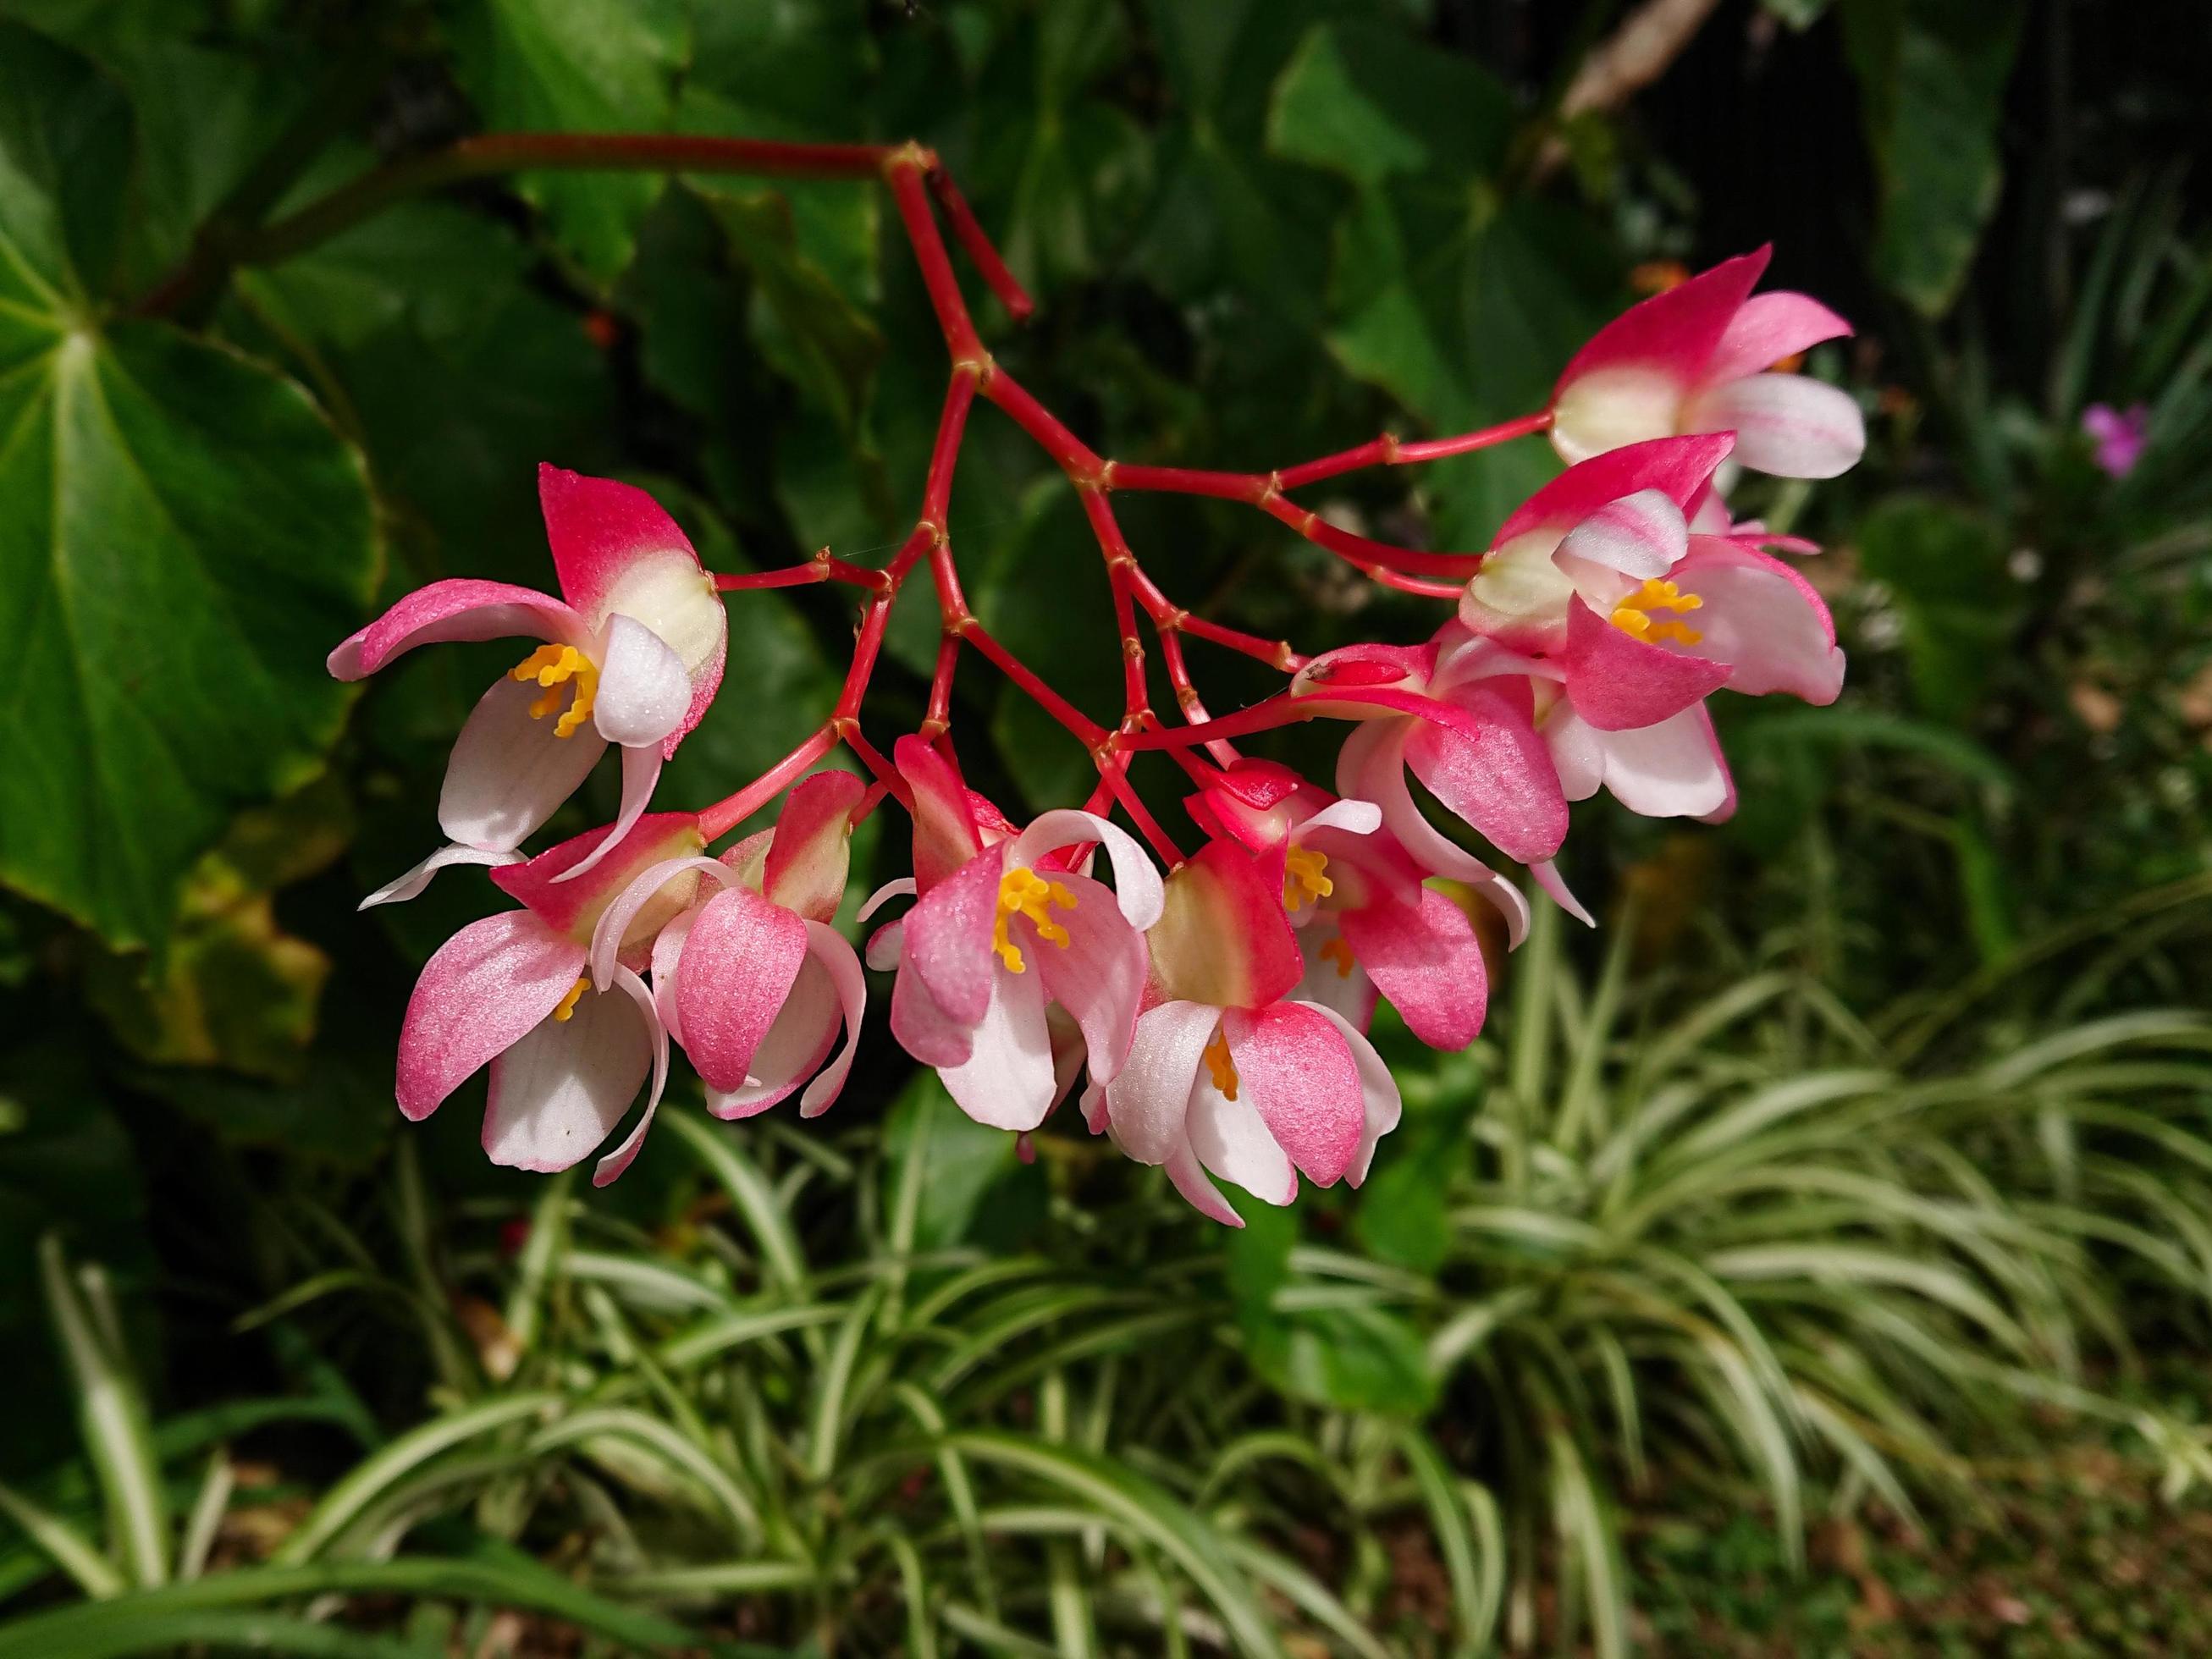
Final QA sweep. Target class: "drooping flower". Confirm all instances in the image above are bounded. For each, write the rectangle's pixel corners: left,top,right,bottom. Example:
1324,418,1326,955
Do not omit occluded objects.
1287,638,1577,915
393,813,709,1183
1094,839,1399,1226
1458,435,1845,712
2082,402,2149,479
329,466,728,881
1549,247,1863,478
1188,760,1491,1050
581,770,869,1171
868,737,1163,1133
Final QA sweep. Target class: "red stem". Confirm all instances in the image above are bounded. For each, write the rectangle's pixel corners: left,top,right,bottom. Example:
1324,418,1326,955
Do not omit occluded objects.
927,163,1035,322
963,620,1107,747
698,725,839,841
885,153,984,365
1113,694,1319,750
714,549,886,592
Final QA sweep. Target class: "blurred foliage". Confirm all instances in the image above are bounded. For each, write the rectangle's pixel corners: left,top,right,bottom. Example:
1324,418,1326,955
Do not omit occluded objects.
0,0,2209,1651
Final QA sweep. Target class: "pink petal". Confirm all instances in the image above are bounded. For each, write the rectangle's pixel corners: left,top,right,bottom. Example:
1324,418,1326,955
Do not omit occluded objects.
1105,1000,1220,1166
1699,289,1853,389
1029,871,1146,1084
1147,841,1304,1011
890,950,974,1068
359,844,523,911
1340,887,1488,1051
1221,1002,1365,1187
1553,488,1688,580
707,947,840,1120
438,677,609,852
1186,1070,1298,1206
1559,598,1732,731
1552,248,1768,406
1164,1137,1246,1227
482,968,652,1173
900,841,1005,1029
553,742,665,885
538,464,703,623
1299,1002,1403,1187
494,812,706,940
1669,538,1844,703
591,615,692,748
797,922,868,1116
397,913,583,1122
764,770,866,921
676,886,810,1091
1404,682,1569,865
1340,721,1500,890
327,579,587,681
895,734,984,893
591,966,671,1185
938,960,1056,1131
1496,434,1737,546
1006,810,1165,930
1684,372,1864,479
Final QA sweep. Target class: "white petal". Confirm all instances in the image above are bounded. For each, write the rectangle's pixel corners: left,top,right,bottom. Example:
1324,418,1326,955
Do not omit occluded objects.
591,614,693,747
1553,488,1687,580
938,962,1057,1131
1299,797,1382,838
592,967,671,1186
482,975,650,1172
1104,1000,1219,1166
1006,809,1164,930
1685,372,1865,480
587,855,734,988
1186,1071,1297,1205
439,676,608,852
797,923,868,1117
554,741,664,885
856,877,918,924
360,844,523,910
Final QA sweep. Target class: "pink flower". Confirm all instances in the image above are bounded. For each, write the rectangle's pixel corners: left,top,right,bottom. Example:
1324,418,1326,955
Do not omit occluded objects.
329,466,728,881
1188,761,1491,1050
2082,402,2149,479
582,771,870,1171
394,812,709,1184
1549,248,1863,479
1458,436,1845,712
867,737,1163,1133
1092,840,1399,1226
1287,638,1576,914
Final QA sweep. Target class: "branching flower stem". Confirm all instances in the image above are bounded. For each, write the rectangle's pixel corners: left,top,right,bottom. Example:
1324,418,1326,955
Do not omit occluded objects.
167,130,1557,863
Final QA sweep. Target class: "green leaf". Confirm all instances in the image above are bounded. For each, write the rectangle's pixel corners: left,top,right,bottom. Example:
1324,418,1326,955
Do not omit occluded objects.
1266,19,1514,190
880,1071,1045,1254
1853,493,2020,720
0,29,377,949
446,0,690,284
1842,0,2027,317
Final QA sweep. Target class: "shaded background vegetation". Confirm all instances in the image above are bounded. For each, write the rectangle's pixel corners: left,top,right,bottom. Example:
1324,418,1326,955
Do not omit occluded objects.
2,0,2211,1652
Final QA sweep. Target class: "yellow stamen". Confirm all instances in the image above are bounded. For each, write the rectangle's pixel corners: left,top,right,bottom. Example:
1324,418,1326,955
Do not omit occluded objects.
550,977,588,1022
1319,935,1357,979
509,644,599,737
1283,846,1334,911
1202,1032,1239,1101
992,868,1078,973
1608,577,1705,647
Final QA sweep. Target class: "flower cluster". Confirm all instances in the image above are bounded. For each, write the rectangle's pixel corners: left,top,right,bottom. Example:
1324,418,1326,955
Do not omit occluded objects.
334,232,1861,1224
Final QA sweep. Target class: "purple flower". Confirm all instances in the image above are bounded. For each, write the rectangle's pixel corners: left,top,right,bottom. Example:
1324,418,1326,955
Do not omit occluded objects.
2082,403,2149,479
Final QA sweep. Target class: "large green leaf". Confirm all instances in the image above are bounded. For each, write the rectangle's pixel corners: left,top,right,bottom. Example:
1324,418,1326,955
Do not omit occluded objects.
446,0,690,284
0,26,376,950
1842,0,2026,317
